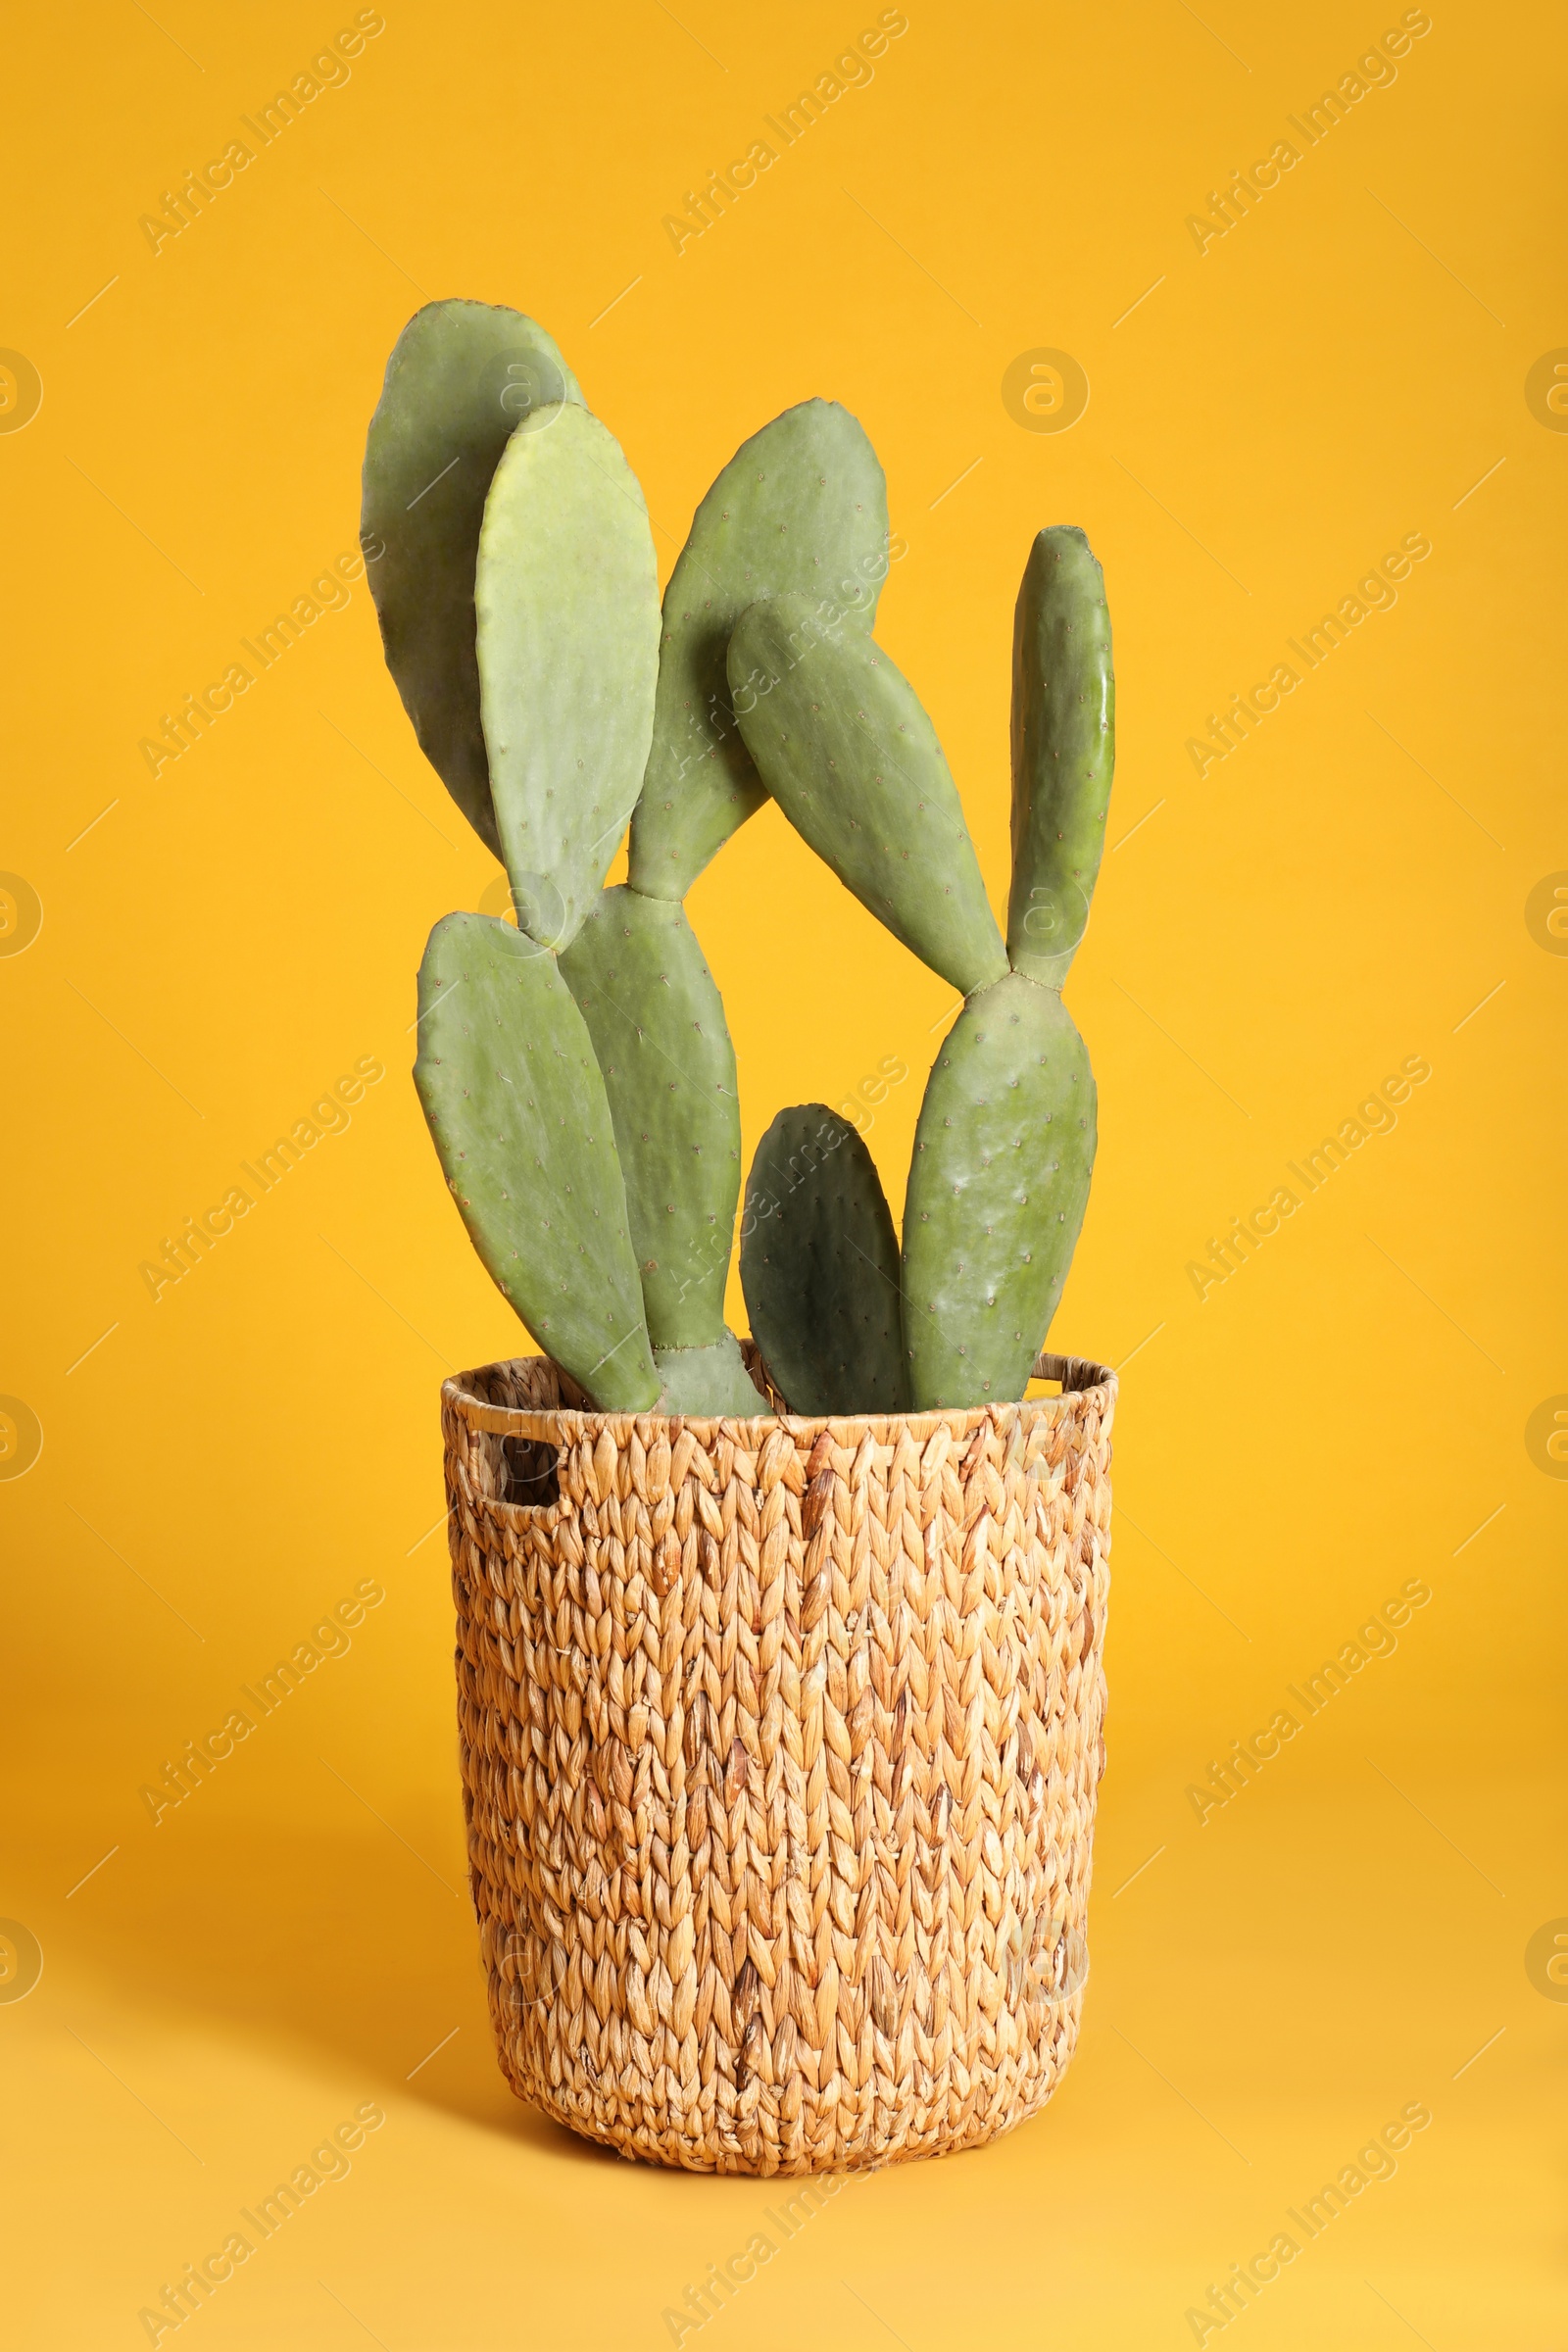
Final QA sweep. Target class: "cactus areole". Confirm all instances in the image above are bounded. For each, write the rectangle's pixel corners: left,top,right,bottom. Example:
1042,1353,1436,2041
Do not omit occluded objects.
365,300,1114,1416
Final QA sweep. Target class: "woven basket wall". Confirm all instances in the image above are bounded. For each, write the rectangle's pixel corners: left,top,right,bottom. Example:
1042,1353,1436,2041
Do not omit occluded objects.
440,1348,1115,2176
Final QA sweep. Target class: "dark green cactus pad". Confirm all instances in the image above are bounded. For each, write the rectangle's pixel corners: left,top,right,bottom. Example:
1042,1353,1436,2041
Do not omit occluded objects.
626,401,889,901
361,300,582,856
557,885,741,1351
1007,527,1114,987
476,404,661,954
740,1104,906,1416
902,973,1096,1408
414,911,660,1412
726,594,1008,998
653,1334,768,1419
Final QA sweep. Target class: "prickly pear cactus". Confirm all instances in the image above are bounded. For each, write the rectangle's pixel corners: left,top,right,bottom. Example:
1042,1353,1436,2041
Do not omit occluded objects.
740,1105,906,1416
366,293,1114,1417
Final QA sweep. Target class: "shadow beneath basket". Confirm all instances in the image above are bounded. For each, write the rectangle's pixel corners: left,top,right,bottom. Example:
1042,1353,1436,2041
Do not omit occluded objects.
50,1809,635,2160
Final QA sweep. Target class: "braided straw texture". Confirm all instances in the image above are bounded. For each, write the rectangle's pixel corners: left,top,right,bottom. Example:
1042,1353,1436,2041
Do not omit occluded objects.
441,1349,1115,2175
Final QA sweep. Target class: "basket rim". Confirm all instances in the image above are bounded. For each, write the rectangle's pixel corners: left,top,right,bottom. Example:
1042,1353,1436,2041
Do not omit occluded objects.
441,1349,1117,1446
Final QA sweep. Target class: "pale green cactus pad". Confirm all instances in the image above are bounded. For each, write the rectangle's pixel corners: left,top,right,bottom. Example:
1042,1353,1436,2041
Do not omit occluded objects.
558,885,741,1350
653,1333,767,1418
475,402,661,953
361,300,582,856
414,911,660,1412
740,1104,906,1416
1008,526,1115,987
901,973,1096,1408
726,593,1008,998
627,401,889,901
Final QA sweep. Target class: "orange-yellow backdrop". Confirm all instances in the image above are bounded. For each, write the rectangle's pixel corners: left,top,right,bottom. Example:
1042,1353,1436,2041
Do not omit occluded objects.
4,2,1563,2344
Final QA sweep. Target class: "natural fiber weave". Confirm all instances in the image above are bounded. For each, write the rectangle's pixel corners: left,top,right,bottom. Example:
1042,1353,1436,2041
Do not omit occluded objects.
440,1348,1115,2174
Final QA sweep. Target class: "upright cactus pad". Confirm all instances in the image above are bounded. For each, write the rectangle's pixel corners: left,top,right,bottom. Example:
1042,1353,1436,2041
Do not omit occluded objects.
727,594,1008,998
558,886,741,1351
627,401,889,901
1007,526,1115,987
361,300,581,856
476,403,661,952
901,974,1096,1408
740,1105,906,1416
366,298,1117,1419
414,912,660,1412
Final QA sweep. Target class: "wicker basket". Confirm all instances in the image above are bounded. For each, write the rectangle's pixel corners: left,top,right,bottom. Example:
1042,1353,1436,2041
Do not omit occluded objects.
440,1348,1115,2175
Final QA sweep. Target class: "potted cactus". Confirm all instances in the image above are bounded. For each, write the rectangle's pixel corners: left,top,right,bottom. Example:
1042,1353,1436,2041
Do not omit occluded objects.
363,301,1117,2174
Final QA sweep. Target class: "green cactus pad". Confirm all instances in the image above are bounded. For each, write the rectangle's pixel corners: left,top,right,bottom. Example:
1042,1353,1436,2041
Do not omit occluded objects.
726,595,1008,997
361,300,582,856
475,402,661,953
626,401,889,900
414,911,660,1411
902,973,1096,1408
654,1333,768,1418
558,885,741,1351
1007,527,1114,987
740,1104,906,1416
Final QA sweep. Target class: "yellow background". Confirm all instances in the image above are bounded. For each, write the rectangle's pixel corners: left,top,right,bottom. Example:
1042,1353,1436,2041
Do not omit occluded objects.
4,0,1563,2343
